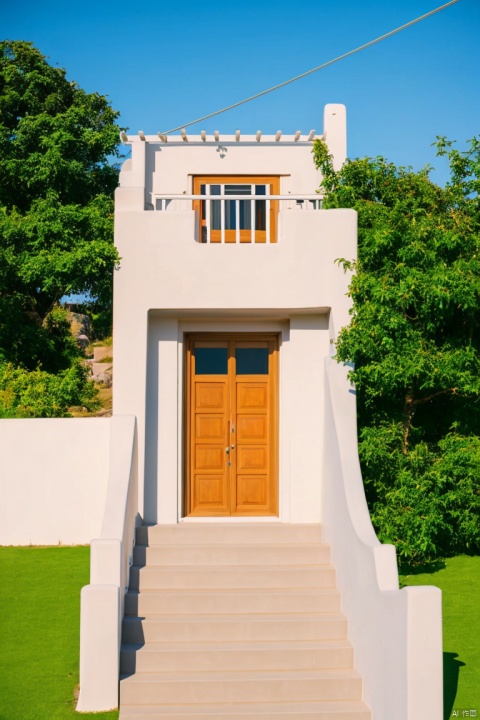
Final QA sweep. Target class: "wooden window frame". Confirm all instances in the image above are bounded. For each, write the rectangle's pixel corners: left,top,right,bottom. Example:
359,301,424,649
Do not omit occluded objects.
193,176,280,244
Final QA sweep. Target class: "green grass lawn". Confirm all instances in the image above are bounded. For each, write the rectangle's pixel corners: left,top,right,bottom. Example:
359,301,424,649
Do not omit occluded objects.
401,555,480,720
0,546,118,720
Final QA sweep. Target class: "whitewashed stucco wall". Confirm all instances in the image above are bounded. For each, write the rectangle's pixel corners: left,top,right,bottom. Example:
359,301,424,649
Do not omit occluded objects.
113,209,357,520
139,315,331,525
0,418,110,545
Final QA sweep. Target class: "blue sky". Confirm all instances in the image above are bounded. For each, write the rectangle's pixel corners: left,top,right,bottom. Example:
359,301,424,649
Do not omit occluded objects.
3,0,479,185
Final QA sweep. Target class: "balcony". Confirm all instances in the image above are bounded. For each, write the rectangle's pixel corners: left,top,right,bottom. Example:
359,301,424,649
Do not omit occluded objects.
151,193,324,244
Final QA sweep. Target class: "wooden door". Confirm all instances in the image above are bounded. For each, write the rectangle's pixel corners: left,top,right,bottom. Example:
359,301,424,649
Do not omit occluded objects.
193,176,280,243
186,335,278,516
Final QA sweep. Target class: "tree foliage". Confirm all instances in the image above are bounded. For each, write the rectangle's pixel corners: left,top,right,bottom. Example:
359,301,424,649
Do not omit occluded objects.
0,360,99,418
0,41,122,413
314,137,480,563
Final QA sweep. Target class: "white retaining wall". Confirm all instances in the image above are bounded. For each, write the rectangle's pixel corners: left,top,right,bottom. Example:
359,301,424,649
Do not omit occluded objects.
322,359,443,720
0,418,110,546
77,415,139,712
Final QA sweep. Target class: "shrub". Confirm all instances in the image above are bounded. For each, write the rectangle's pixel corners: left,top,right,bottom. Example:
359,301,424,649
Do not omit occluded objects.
0,361,99,418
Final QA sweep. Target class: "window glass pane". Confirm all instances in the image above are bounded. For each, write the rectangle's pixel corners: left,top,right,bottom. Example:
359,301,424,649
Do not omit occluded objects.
225,199,236,230
211,200,221,230
239,200,251,230
199,182,274,235
255,200,266,230
225,184,251,195
236,348,269,375
254,186,267,230
194,348,228,375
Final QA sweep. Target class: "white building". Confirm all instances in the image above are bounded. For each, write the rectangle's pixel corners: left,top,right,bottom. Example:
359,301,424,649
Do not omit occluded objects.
113,105,352,526
0,105,443,720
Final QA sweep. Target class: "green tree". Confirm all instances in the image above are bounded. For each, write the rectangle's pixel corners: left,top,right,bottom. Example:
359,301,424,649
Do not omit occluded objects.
0,41,121,414
314,138,480,563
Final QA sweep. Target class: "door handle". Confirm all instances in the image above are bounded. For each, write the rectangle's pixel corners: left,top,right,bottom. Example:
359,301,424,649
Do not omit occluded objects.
225,447,230,454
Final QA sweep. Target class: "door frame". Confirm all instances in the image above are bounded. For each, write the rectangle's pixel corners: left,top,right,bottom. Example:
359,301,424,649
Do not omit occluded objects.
192,176,280,244
184,332,279,517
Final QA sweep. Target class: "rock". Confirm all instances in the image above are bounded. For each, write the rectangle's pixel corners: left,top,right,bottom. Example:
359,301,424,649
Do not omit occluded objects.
68,312,91,339
77,334,90,349
96,372,112,388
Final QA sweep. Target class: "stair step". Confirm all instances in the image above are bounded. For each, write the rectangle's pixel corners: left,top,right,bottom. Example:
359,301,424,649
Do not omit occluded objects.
133,543,330,566
119,701,370,720
129,565,335,591
120,524,369,719
124,587,341,615
136,523,323,546
122,613,347,643
120,639,354,673
119,669,363,705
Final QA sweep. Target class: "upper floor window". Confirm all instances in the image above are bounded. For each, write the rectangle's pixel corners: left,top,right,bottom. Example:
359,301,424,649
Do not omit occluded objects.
193,176,280,243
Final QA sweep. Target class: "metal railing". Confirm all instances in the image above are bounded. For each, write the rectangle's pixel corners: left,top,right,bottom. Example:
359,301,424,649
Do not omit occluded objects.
151,193,323,243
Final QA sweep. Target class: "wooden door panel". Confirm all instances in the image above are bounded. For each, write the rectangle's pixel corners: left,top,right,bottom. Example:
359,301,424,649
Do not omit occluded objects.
237,384,268,411
237,446,267,471
235,475,269,510
195,415,225,441
193,474,229,515
191,375,228,514
236,416,268,442
195,383,227,410
212,230,265,244
195,446,225,470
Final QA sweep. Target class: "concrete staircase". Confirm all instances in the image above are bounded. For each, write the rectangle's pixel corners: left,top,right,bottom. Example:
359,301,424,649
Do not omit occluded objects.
119,523,371,720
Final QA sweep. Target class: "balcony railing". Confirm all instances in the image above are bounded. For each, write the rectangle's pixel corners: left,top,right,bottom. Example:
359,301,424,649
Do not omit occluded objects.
151,193,323,244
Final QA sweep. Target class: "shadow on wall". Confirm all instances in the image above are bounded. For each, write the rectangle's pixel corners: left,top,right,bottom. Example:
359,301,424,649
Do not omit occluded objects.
443,652,465,720
144,316,161,523
145,315,182,522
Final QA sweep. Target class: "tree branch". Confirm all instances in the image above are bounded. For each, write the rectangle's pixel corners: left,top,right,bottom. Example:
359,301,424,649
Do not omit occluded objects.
412,388,458,406
403,390,414,455
403,387,459,454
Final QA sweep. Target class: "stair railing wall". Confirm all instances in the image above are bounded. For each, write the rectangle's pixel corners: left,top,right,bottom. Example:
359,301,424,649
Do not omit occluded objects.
322,357,443,720
76,414,139,712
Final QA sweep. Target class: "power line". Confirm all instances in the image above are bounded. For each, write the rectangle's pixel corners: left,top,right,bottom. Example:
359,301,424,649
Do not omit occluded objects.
160,0,459,135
